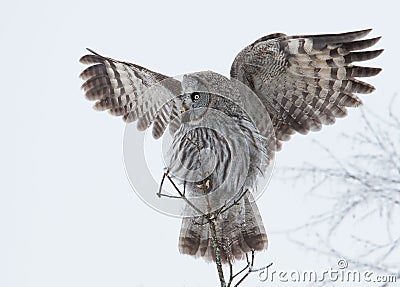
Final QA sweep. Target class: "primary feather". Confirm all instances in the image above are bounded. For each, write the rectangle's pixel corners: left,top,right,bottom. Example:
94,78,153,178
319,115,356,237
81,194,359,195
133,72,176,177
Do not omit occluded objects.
231,29,382,149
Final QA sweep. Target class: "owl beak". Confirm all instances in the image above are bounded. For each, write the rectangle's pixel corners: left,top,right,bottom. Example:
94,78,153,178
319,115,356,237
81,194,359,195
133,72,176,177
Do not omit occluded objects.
181,96,191,113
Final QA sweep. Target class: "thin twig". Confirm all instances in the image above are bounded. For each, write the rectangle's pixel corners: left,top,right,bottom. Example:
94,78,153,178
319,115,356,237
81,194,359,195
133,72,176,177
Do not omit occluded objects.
209,218,226,287
158,170,228,286
234,251,255,287
281,98,400,281
227,261,233,287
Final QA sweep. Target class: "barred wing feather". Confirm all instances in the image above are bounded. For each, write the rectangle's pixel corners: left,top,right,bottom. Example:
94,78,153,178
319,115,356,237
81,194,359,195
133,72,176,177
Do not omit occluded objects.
231,29,383,149
80,49,182,138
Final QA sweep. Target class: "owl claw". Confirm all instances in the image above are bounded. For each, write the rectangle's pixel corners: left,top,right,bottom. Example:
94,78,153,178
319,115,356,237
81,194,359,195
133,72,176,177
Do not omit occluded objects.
196,179,211,190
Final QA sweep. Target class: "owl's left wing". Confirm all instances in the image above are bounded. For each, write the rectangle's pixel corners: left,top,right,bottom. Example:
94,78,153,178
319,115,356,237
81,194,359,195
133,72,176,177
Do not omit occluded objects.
230,29,383,149
80,49,182,138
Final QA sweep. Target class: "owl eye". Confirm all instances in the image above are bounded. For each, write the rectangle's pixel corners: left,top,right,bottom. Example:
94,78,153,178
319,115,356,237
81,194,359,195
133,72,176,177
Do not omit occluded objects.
191,93,200,101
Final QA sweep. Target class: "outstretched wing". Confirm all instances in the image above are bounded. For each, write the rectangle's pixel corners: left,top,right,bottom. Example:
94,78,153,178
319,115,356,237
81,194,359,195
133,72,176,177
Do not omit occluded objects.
231,29,383,149
80,49,182,138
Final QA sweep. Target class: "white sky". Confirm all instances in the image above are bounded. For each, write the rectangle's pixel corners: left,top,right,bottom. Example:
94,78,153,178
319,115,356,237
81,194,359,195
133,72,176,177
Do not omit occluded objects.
1,0,398,286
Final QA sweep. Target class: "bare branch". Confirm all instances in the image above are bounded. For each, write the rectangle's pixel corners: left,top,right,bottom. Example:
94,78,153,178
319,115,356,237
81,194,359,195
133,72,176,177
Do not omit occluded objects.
282,95,400,283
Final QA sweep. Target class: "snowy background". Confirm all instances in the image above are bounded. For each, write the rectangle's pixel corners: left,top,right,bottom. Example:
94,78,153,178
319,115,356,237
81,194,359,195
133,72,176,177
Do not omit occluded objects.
1,0,398,286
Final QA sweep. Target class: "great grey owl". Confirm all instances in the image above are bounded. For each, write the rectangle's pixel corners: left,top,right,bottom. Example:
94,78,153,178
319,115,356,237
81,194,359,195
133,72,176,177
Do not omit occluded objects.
79,29,382,263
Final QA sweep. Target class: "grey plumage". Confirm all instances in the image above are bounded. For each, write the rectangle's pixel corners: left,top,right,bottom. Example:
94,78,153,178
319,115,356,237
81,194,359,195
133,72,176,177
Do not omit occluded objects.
80,49,182,138
167,72,270,262
79,29,382,263
231,28,382,149
179,192,267,263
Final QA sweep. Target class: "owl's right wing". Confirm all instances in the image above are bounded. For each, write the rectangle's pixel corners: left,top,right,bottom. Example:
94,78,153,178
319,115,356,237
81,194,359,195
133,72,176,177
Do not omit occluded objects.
80,49,182,138
230,29,383,149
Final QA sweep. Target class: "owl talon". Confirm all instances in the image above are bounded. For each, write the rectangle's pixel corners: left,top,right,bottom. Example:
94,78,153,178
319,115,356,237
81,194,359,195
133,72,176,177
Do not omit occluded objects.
196,179,211,190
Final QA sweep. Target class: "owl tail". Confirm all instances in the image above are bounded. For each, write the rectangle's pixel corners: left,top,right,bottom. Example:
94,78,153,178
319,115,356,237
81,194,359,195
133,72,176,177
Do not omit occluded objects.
178,193,267,263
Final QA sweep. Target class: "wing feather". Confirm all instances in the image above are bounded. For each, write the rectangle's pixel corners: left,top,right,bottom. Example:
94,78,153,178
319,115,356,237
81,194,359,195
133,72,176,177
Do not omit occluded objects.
79,49,182,138
231,29,383,149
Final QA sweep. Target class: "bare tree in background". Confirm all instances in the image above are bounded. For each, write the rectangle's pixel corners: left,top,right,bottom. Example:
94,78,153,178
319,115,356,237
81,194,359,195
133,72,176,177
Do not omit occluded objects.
285,96,400,286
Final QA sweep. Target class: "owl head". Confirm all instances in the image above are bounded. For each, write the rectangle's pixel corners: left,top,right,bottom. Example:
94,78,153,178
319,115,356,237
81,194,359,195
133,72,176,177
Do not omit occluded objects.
181,91,211,112
180,72,213,112
180,71,243,117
